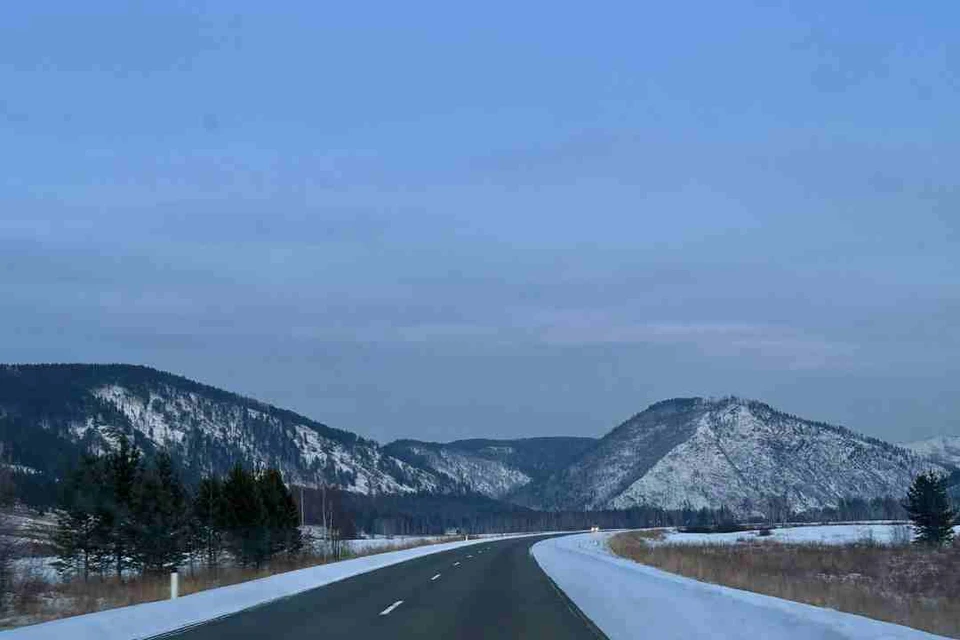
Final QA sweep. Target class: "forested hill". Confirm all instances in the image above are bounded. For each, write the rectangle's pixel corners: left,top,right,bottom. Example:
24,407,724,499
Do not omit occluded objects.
0,365,945,518
0,363,454,503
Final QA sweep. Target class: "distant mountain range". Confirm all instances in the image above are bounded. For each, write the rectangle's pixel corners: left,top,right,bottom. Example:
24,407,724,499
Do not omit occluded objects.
383,437,596,499
0,364,947,515
902,435,960,469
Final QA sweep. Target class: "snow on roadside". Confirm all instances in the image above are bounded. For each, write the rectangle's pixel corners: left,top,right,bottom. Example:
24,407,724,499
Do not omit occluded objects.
3,535,534,640
532,532,947,640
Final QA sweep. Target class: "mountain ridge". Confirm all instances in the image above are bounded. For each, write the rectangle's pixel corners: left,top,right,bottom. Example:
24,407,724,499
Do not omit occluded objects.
0,363,452,499
0,365,940,516
510,396,939,514
384,436,597,499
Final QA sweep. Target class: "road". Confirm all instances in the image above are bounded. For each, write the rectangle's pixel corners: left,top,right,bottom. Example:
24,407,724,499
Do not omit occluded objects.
166,534,605,640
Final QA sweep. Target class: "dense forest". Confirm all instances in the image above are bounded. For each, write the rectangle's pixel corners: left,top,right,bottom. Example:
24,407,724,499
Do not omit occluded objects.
53,437,301,581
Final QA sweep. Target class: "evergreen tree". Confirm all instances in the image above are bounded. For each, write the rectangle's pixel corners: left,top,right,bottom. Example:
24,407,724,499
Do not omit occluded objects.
102,436,141,579
131,451,189,573
53,456,110,581
192,476,225,570
257,469,302,557
905,471,956,546
221,464,267,567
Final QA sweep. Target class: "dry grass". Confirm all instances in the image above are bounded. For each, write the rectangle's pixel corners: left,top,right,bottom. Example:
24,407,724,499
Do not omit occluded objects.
2,535,460,629
609,528,666,549
610,531,960,638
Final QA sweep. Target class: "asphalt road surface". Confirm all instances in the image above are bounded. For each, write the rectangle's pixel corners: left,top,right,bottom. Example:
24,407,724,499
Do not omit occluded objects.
166,534,605,639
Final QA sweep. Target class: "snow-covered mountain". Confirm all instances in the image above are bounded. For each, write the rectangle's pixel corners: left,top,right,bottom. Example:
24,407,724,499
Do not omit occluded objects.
902,435,960,468
1,366,939,516
513,397,940,514
383,437,596,499
0,364,451,496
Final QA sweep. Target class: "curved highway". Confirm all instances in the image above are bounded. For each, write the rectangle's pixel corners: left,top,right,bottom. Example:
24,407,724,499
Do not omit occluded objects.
166,534,605,639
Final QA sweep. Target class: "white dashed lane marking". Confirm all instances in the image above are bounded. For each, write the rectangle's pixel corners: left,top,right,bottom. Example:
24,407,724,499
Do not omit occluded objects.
431,573,441,581
379,600,404,616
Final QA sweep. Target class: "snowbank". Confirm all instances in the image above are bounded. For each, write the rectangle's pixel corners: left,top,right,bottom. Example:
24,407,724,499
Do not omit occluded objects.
4,535,502,639
532,532,946,640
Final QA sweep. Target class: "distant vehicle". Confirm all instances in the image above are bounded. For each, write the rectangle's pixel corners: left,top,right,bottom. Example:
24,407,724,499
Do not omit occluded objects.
590,525,600,533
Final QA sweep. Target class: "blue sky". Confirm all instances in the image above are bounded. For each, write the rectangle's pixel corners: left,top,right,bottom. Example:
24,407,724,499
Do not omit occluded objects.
1,1,957,442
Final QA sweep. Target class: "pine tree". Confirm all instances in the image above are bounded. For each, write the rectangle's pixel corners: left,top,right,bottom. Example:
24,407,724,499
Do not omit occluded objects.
904,471,956,546
258,469,302,557
53,456,110,581
221,464,267,567
192,476,225,570
131,452,189,573
102,436,141,579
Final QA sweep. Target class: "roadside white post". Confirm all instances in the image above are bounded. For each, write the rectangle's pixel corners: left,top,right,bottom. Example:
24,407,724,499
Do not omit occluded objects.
170,569,179,600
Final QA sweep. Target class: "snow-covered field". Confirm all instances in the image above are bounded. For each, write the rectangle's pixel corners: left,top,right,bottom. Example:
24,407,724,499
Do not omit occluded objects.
344,535,453,553
299,526,456,555
661,523,960,546
532,532,947,640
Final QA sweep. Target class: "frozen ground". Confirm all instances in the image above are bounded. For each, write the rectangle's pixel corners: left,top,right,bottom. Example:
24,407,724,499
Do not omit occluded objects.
532,532,947,640
661,523,960,546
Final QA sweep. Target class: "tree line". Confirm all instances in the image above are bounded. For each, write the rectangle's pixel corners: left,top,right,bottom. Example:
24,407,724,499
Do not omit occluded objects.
54,437,301,581
322,491,909,538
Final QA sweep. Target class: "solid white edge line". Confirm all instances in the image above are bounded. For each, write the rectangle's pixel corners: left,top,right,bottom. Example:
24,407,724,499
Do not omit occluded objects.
379,600,404,616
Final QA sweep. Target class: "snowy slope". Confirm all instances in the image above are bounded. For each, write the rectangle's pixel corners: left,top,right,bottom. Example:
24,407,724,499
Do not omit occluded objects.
518,397,939,514
383,442,530,497
532,532,946,640
384,437,595,499
0,364,451,496
903,435,960,468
